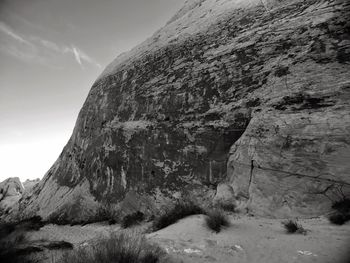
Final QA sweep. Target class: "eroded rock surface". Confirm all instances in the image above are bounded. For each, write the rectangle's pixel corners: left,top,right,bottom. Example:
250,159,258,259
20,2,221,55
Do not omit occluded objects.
0,177,24,214
19,0,350,220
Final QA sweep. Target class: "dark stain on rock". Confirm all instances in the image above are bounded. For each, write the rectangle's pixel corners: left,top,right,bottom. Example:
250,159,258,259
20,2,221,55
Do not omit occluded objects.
274,66,290,77
246,98,261,108
273,93,334,111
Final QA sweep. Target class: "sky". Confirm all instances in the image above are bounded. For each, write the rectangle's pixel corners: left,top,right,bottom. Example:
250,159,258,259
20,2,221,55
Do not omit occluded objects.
0,0,185,182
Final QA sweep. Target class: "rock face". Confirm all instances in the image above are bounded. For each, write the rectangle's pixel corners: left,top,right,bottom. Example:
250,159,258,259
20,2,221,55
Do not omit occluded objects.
22,179,40,193
0,177,24,214
19,0,350,219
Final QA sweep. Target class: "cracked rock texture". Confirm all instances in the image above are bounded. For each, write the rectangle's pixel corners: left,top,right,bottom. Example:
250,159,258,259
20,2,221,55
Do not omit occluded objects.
18,0,350,220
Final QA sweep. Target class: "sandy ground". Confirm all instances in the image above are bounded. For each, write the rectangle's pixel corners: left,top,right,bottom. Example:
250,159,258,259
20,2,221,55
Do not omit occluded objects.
24,215,350,263
149,215,350,263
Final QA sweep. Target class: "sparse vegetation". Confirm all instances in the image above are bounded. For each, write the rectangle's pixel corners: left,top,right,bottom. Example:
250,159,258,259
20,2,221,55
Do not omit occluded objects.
43,241,74,250
152,201,204,231
46,212,71,226
329,213,350,225
87,204,120,225
205,209,230,233
0,232,35,263
329,198,350,225
282,220,306,234
121,211,144,228
332,198,350,213
0,216,44,239
217,203,236,213
46,203,119,226
0,216,73,263
61,232,165,263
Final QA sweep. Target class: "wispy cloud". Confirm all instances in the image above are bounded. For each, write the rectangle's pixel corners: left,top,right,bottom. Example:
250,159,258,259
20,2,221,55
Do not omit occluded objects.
71,46,101,68
38,38,101,68
0,21,101,69
0,22,31,45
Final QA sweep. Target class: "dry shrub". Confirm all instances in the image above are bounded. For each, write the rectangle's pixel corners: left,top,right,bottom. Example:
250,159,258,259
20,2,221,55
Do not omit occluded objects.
46,202,119,226
329,198,350,225
332,198,350,213
121,211,144,228
0,216,44,239
205,209,230,233
0,233,35,263
61,231,165,263
282,220,306,234
217,203,236,213
329,213,350,225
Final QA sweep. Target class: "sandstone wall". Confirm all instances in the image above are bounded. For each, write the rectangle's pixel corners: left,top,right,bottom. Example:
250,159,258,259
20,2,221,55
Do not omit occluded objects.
19,0,350,219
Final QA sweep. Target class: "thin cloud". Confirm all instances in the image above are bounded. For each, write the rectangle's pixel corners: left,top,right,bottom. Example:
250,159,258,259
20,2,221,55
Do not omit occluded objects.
72,46,83,66
71,46,101,68
38,39,62,53
36,37,101,68
0,21,31,45
0,21,101,69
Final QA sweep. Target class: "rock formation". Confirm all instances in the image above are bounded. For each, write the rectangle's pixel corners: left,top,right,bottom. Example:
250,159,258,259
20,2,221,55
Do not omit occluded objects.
0,177,24,214
18,0,350,220
22,179,40,193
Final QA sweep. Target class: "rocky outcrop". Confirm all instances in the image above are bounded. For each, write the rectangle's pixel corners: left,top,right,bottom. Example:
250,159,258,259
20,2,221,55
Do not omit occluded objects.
0,177,24,215
19,0,350,220
22,179,40,193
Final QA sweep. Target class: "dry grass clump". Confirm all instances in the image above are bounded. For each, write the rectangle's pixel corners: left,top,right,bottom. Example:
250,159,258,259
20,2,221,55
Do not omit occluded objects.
61,232,165,263
329,198,350,225
205,209,230,233
121,211,144,228
152,201,204,231
282,220,306,234
46,203,119,226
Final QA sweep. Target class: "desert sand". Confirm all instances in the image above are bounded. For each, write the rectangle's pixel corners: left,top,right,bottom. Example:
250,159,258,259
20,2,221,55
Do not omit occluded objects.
24,215,350,263
149,215,350,263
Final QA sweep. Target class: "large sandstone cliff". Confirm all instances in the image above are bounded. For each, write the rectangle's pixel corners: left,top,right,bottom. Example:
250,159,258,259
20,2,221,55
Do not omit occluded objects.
19,0,350,219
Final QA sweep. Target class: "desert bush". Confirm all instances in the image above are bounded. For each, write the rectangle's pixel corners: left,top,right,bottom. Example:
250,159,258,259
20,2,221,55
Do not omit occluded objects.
217,203,236,213
205,210,230,233
19,216,45,231
46,203,119,226
94,204,119,224
0,233,36,263
332,198,350,213
121,211,144,228
61,231,165,263
329,213,350,225
282,220,306,234
329,198,350,225
152,201,204,231
0,216,44,239
46,212,70,226
0,217,43,262
0,222,16,238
